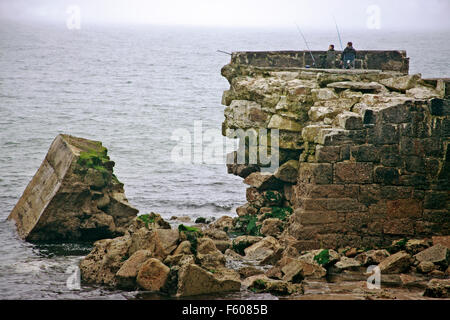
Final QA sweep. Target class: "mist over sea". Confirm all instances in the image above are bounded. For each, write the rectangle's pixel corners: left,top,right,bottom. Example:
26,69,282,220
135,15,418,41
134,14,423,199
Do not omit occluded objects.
0,20,448,299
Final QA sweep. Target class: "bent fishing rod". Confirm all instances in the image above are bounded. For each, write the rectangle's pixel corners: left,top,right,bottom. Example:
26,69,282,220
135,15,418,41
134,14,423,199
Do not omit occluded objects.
295,23,316,67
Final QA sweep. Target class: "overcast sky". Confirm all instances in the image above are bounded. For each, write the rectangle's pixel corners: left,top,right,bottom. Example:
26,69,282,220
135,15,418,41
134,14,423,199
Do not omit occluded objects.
0,0,449,30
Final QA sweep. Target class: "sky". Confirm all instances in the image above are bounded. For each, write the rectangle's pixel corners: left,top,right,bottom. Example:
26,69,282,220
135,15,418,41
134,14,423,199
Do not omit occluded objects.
0,0,449,30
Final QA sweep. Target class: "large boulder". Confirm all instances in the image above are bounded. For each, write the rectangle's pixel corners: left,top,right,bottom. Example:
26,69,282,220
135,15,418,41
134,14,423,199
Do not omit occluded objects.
378,251,412,274
115,249,154,289
414,244,449,268
423,279,450,298
136,258,170,291
8,134,138,242
176,264,241,297
244,236,283,265
79,235,131,287
128,228,179,259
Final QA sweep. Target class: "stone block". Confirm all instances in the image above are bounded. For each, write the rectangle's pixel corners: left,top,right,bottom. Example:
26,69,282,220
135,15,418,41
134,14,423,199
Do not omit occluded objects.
334,162,373,184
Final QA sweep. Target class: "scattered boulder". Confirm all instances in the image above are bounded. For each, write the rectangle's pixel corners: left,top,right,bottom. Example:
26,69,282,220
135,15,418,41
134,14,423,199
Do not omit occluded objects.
417,261,436,274
243,172,283,190
163,254,195,267
80,235,131,287
196,238,226,268
116,249,154,289
414,244,449,268
260,218,284,237
405,239,431,255
334,257,361,271
238,266,265,279
378,251,412,274
355,249,390,266
211,216,234,231
244,236,283,265
274,160,299,183
423,279,450,298
136,258,170,291
176,264,241,297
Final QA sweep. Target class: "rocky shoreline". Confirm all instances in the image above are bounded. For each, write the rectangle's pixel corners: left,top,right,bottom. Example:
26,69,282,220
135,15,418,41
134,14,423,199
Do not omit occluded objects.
78,212,450,299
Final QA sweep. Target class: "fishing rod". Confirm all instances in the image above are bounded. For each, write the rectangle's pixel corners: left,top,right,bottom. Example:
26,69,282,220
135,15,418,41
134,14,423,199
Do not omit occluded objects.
333,15,344,51
295,23,316,67
217,50,232,56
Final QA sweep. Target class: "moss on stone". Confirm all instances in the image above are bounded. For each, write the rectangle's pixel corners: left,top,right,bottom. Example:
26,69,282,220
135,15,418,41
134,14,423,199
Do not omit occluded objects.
262,206,293,221
314,249,330,266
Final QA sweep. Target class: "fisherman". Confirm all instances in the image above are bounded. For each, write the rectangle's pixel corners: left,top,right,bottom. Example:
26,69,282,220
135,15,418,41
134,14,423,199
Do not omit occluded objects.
341,42,356,69
325,44,337,68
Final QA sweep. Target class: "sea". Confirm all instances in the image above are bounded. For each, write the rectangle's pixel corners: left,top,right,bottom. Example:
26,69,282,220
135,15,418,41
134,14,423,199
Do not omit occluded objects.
0,19,449,299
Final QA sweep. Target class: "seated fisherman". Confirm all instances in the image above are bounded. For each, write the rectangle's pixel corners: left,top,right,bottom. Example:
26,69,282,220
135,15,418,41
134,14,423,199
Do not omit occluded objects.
341,42,356,69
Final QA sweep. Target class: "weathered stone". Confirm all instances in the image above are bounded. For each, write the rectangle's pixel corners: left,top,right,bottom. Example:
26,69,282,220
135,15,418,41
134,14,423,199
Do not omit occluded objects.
311,88,338,100
336,112,363,130
417,261,435,274
128,228,179,259
379,74,420,91
211,216,234,231
176,264,241,297
405,239,431,255
116,249,154,289
414,244,449,268
173,240,192,255
334,257,361,271
378,251,412,274
355,249,390,266
423,279,450,298
196,238,226,268
298,163,333,184
8,134,138,242
334,162,373,184
260,218,284,237
274,160,299,183
136,258,170,291
268,114,303,132
432,236,450,249
243,172,283,190
80,235,131,287
327,81,385,92
244,236,282,265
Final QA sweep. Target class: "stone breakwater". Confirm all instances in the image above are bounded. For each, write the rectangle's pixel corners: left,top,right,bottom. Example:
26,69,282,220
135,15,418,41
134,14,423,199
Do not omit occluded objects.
221,51,449,250
8,134,138,242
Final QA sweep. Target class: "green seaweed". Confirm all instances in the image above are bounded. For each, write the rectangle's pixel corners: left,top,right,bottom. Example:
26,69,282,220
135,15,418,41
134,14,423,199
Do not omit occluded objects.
314,249,330,266
233,215,261,236
137,214,156,229
262,206,293,221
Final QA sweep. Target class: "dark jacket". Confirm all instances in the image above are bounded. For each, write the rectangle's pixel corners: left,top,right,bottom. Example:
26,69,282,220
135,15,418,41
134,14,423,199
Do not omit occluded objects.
342,46,356,61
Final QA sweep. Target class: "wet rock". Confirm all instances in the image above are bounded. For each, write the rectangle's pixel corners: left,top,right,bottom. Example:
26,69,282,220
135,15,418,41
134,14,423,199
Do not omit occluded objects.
211,216,234,231
238,266,265,279
417,261,435,274
173,240,192,255
334,257,361,271
243,172,283,190
8,134,138,242
274,160,299,183
432,236,450,249
423,279,450,298
128,228,179,259
414,244,449,268
379,74,420,91
79,235,131,287
136,258,170,291
116,249,154,289
248,277,302,296
196,238,226,268
378,251,412,274
163,254,196,267
244,236,283,265
260,218,284,237
327,81,386,92
176,264,241,297
355,249,390,266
